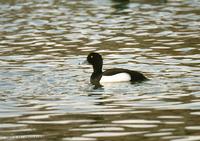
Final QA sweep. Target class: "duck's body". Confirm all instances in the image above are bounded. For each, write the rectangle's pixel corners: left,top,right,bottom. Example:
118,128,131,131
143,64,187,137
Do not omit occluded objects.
87,53,148,86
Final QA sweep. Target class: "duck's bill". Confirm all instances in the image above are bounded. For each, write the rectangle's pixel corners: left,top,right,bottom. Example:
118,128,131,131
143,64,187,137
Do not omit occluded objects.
81,60,89,65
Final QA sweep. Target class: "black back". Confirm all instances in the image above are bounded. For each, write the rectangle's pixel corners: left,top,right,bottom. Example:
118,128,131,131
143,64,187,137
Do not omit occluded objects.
103,68,148,82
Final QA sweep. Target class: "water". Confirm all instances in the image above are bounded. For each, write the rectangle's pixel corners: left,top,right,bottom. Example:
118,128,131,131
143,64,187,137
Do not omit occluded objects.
0,0,200,140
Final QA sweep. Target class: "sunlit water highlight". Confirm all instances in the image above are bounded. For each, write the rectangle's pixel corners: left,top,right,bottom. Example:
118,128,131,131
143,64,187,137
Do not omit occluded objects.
0,0,200,141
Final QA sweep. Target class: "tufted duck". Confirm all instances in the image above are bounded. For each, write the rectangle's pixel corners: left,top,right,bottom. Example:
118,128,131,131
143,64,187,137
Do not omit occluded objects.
87,52,148,86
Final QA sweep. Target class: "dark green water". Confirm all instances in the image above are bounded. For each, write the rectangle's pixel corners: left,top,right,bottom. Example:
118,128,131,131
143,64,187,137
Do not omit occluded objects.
0,0,200,141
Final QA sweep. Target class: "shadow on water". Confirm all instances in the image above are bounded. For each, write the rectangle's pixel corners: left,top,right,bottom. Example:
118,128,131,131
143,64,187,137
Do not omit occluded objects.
111,0,130,11
129,0,167,4
111,0,167,11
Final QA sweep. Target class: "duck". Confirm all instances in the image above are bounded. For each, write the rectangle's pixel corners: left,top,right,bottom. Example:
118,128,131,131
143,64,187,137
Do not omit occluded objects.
86,52,148,86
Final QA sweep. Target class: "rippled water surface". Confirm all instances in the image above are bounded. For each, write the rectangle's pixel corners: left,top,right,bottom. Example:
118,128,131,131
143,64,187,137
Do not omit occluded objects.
0,0,200,140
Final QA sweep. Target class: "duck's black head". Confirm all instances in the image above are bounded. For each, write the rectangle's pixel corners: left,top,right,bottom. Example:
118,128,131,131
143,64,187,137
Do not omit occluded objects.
87,52,103,73
87,52,102,65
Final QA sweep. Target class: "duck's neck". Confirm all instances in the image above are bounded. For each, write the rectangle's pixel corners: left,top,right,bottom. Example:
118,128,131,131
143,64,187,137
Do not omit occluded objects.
92,62,102,74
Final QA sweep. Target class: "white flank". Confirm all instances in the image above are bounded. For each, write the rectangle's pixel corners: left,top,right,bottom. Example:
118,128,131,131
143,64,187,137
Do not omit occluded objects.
100,73,131,84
